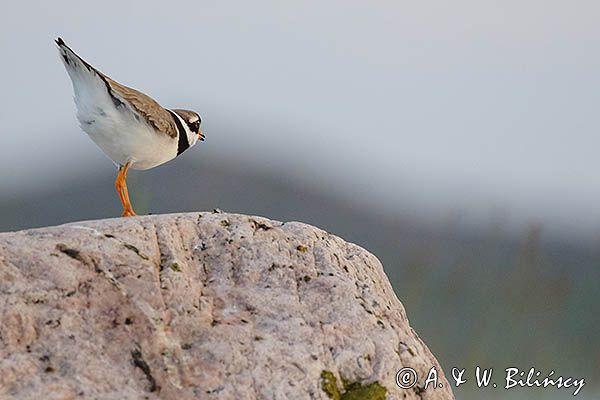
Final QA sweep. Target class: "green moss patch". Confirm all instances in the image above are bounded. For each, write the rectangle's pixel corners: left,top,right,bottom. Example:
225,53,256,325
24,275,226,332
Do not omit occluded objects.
341,382,387,400
296,244,308,252
321,371,341,400
321,370,387,400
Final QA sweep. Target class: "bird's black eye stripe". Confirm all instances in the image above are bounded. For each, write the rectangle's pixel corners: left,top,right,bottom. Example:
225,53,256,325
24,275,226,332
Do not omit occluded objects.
189,120,200,133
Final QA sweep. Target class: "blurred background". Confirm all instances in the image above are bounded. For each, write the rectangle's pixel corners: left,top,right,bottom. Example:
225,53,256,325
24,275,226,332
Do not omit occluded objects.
1,1,599,398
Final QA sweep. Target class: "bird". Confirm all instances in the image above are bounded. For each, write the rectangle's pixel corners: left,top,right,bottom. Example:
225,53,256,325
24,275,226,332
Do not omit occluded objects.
55,37,204,217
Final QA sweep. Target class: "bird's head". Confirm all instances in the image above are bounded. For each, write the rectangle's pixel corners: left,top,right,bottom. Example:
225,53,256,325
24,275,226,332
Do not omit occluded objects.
172,109,205,147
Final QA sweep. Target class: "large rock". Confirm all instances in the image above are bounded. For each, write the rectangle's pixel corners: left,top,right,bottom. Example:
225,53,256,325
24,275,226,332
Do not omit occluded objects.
0,212,454,399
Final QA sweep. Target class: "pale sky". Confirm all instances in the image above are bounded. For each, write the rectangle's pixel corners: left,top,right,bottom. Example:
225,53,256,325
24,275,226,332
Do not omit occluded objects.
1,0,599,238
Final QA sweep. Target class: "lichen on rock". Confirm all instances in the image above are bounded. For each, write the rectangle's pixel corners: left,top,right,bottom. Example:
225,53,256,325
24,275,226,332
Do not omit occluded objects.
321,370,387,400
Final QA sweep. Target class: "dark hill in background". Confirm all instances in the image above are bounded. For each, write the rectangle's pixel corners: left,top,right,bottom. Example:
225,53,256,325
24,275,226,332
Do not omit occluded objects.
1,156,598,398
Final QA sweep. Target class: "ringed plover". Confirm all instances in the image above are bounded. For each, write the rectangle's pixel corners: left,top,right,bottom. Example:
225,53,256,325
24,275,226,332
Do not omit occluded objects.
56,37,204,217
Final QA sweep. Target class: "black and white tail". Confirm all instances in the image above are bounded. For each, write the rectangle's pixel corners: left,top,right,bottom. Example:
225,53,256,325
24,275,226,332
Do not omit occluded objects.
55,37,111,92
55,37,123,125
56,38,95,72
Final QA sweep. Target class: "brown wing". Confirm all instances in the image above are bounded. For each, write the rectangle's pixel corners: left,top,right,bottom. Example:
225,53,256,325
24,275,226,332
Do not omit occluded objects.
101,74,178,138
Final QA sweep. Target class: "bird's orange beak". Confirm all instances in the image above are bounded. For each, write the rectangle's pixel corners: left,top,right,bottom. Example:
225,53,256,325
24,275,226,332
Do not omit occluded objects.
199,130,205,142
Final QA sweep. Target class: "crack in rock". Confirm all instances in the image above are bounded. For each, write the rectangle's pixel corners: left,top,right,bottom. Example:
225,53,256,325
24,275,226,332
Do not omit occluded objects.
131,348,157,392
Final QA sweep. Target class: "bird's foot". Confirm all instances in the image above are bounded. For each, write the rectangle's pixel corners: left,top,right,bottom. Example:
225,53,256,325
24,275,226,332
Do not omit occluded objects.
121,209,137,217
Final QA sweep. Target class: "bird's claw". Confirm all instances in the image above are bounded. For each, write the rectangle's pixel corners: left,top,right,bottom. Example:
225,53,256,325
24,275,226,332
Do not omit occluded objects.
121,209,137,217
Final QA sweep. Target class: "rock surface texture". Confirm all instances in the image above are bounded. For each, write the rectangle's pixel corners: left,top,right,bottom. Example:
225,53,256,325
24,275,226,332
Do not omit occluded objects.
0,212,454,400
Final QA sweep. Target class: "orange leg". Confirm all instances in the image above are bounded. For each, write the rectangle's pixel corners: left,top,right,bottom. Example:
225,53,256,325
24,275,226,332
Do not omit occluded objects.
115,163,137,217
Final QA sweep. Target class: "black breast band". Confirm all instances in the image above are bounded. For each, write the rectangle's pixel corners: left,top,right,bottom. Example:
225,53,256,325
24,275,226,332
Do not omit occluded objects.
168,110,191,156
